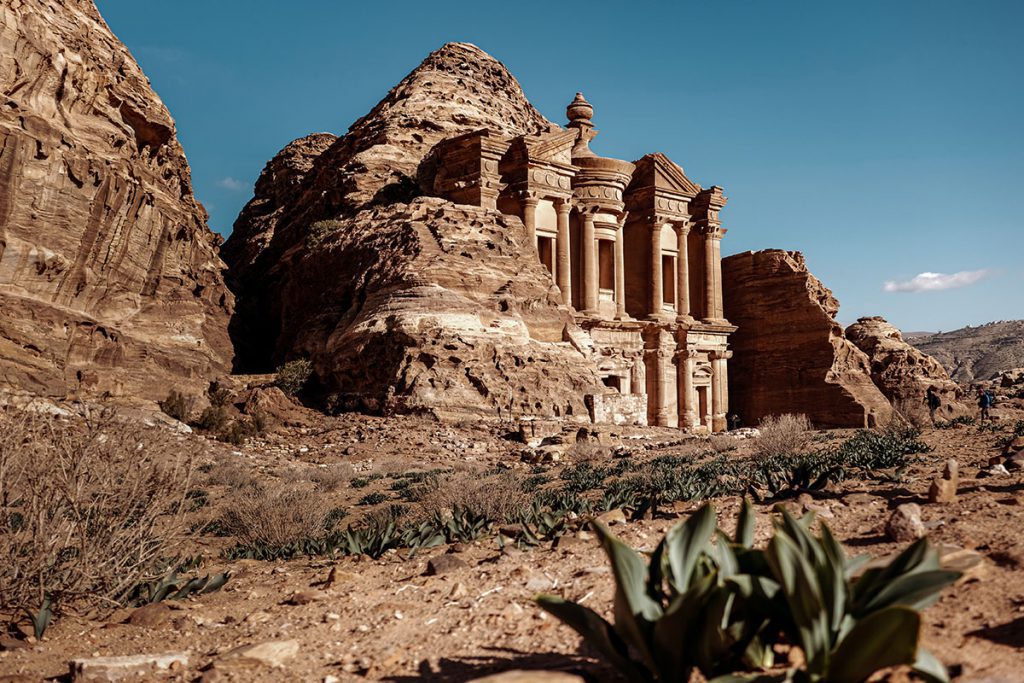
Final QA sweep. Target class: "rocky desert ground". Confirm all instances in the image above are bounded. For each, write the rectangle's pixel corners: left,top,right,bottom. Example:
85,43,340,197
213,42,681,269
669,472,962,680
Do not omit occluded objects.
2,383,1024,682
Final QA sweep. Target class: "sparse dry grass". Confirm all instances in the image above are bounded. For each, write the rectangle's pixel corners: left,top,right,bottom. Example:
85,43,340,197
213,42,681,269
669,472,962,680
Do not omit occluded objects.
0,408,196,612
753,413,813,458
412,470,528,523
204,459,259,490
220,483,330,547
310,463,355,492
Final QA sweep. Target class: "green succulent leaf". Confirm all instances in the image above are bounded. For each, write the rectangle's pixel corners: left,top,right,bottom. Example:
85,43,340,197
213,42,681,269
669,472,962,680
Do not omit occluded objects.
912,647,950,683
735,498,756,548
828,606,921,683
665,503,717,592
860,569,961,614
536,594,651,683
592,521,663,669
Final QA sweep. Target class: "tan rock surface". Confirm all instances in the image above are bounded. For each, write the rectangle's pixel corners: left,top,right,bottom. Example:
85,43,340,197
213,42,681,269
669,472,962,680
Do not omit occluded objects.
907,320,1024,383
223,43,606,419
721,250,893,428
846,316,969,423
0,0,232,400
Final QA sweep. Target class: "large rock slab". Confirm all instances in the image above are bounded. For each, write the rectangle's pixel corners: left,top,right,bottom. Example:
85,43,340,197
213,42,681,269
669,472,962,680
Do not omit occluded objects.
721,250,893,428
0,1,233,400
846,316,969,423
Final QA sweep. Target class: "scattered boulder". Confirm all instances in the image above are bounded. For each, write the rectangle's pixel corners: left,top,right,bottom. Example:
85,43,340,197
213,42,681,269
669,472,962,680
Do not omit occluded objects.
426,554,468,576
928,458,959,505
285,589,328,605
69,653,188,682
886,503,926,542
216,640,299,669
518,419,562,447
595,508,627,526
125,603,173,629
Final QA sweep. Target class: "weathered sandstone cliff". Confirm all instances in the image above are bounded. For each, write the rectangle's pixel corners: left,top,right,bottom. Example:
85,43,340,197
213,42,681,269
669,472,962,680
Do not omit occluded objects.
0,0,232,399
223,43,604,419
846,316,969,423
722,250,893,428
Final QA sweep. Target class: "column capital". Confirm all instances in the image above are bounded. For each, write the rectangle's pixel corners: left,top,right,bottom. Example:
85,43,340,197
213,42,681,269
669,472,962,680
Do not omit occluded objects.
553,197,573,213
519,193,541,206
709,350,733,361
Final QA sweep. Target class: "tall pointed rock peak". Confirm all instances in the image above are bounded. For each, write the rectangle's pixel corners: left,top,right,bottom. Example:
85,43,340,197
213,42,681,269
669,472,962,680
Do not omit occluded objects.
345,42,557,156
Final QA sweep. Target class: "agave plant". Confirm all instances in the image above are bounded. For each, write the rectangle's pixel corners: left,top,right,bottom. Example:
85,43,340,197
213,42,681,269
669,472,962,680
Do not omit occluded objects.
763,508,958,683
537,503,774,683
536,501,959,683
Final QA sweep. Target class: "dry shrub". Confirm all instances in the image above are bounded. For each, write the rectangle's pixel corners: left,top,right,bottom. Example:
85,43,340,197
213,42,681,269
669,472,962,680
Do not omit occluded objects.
310,463,354,492
0,408,196,611
412,470,527,523
754,413,813,458
204,459,259,490
708,434,738,453
220,484,329,547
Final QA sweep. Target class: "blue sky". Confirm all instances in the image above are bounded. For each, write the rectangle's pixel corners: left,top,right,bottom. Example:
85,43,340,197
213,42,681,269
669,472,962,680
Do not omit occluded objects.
96,0,1023,332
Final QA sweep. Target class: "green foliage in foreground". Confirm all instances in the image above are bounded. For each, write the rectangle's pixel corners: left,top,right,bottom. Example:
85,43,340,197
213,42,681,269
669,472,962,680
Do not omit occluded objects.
537,502,958,683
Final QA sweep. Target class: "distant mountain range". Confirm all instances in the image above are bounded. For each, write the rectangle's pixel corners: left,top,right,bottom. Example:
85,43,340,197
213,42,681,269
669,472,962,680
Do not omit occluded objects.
906,320,1024,383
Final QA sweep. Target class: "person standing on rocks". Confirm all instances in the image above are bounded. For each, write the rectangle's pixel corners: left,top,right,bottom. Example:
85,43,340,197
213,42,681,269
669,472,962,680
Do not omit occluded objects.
925,387,941,425
977,386,994,423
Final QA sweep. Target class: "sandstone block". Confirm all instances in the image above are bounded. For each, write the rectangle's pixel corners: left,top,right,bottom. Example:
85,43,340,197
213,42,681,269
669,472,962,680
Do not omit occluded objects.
886,503,926,542
426,554,468,576
928,478,958,504
722,251,893,428
70,653,188,682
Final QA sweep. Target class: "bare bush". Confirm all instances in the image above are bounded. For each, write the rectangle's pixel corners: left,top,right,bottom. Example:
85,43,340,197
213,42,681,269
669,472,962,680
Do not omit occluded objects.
159,390,195,423
310,463,355,492
220,484,329,547
708,434,738,453
0,408,196,613
203,459,259,490
753,413,813,458
412,470,527,523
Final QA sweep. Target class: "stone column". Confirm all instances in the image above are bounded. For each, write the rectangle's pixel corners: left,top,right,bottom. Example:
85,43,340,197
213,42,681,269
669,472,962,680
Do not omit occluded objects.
581,212,598,313
522,196,539,249
555,200,572,306
649,220,663,319
703,228,716,322
677,349,696,430
653,348,676,427
713,235,725,319
675,223,692,323
614,222,626,319
710,351,727,432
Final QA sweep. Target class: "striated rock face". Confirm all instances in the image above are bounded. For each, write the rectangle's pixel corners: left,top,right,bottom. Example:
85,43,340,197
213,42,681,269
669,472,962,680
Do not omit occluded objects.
220,132,337,286
223,43,557,372
0,0,232,399
277,197,605,420
224,43,604,419
846,316,968,422
721,250,893,428
906,320,1024,383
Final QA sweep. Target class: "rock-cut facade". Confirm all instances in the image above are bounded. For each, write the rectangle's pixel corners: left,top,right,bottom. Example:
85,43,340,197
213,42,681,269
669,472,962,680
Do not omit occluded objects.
423,93,735,432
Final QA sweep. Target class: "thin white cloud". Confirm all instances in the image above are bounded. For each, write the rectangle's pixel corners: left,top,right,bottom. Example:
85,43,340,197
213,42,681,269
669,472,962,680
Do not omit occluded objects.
883,269,992,293
216,176,246,192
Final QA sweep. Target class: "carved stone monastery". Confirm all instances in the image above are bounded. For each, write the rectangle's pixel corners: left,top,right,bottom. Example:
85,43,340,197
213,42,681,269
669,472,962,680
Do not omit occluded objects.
429,93,734,432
